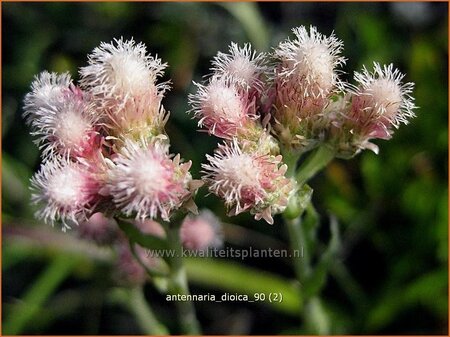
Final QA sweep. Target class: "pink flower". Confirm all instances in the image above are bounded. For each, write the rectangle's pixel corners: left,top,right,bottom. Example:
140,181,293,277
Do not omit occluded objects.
79,38,168,109
106,140,194,221
30,158,102,231
24,73,99,159
211,42,267,91
274,25,346,101
349,62,416,138
23,71,73,118
202,139,294,224
114,242,151,285
79,38,170,142
180,209,222,250
269,26,346,150
189,77,259,139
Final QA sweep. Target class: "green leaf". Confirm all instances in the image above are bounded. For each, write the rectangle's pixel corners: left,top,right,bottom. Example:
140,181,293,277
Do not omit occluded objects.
185,258,302,315
3,254,79,335
116,218,169,251
219,2,269,51
366,269,448,331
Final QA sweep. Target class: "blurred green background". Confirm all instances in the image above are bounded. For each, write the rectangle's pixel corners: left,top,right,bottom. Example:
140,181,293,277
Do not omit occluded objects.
2,2,448,335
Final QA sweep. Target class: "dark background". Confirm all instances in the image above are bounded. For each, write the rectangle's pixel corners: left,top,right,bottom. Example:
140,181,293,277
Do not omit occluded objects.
2,2,448,335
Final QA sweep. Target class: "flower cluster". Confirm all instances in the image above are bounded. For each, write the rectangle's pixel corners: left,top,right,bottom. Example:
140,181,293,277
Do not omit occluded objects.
189,25,416,223
24,38,200,232
189,44,295,224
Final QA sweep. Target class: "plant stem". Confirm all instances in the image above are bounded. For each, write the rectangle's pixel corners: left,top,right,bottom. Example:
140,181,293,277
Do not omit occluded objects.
3,254,78,335
296,145,335,186
129,287,169,335
282,144,336,334
284,215,310,281
166,226,201,335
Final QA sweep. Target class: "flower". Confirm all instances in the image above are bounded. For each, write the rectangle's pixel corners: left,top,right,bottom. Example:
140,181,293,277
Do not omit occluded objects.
211,42,267,90
106,94,169,142
350,62,416,136
202,139,294,224
332,62,417,157
180,209,223,250
25,82,99,159
79,38,170,143
274,25,346,101
30,158,102,231
79,38,168,107
23,71,73,119
189,76,258,139
269,26,346,151
106,140,194,221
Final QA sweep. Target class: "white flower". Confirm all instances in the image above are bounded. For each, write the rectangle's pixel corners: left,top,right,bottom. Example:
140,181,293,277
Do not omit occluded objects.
106,140,193,221
351,62,416,128
30,158,101,230
211,42,267,89
274,25,346,98
23,71,73,121
79,38,169,111
189,77,257,138
202,139,294,224
25,85,99,159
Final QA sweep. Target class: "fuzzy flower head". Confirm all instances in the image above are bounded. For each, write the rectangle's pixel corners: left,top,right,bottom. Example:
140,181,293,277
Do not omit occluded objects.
23,71,73,117
30,158,102,231
180,209,223,250
106,140,194,221
189,77,258,139
25,81,99,159
202,139,294,224
211,42,267,90
107,95,169,143
79,38,169,121
349,62,416,138
274,25,346,99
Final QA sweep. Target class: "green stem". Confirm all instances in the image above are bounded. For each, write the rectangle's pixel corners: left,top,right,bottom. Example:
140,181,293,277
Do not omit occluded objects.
3,254,78,335
129,287,169,335
282,145,336,334
166,226,201,335
296,145,335,186
284,216,311,282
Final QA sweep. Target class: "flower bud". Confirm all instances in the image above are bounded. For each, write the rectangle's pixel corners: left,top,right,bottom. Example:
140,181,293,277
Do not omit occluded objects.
106,140,195,221
30,158,102,231
24,74,99,160
202,139,294,224
180,209,223,250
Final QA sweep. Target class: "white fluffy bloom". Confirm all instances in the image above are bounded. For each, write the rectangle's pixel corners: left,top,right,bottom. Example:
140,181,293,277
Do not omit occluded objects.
106,140,193,221
211,42,267,89
352,62,416,128
23,71,73,121
189,77,257,138
275,25,346,98
202,139,294,224
79,38,169,111
30,158,101,230
25,85,99,159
